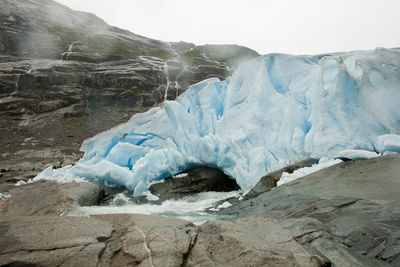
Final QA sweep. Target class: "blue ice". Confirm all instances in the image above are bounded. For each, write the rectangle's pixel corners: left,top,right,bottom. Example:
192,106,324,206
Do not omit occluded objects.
39,48,400,195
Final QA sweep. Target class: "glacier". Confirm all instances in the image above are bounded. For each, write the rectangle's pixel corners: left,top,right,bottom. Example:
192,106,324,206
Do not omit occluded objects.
37,48,400,195
377,134,400,154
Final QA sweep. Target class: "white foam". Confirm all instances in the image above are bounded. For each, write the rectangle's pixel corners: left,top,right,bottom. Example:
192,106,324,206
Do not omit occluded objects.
110,193,131,206
68,191,240,225
216,201,232,209
0,193,11,199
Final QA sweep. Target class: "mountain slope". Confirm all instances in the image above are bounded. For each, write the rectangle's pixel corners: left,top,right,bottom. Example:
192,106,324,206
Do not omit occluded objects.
0,0,259,176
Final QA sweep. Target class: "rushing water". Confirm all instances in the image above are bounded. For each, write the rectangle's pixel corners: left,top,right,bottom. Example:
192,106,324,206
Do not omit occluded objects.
68,191,241,225
45,158,346,225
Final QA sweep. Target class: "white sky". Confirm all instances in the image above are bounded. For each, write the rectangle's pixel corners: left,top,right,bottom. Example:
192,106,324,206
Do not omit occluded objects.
55,0,400,55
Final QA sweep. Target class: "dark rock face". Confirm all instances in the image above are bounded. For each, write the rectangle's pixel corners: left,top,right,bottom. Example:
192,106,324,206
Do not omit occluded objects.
217,155,400,266
149,167,240,201
244,158,319,199
0,0,259,179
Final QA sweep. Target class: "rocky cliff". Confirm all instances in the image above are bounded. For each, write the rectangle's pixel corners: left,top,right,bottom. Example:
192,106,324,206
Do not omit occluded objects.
0,0,259,175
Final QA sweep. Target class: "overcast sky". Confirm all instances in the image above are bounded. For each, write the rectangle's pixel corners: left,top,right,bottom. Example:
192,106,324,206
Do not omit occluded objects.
55,0,400,55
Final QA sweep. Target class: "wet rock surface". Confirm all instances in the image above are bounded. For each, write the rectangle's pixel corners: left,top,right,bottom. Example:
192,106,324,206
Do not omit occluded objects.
149,167,240,201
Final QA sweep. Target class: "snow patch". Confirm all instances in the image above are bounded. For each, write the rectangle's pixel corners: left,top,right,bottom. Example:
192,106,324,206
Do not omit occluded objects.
15,180,27,186
277,158,343,186
173,173,188,178
30,165,87,184
335,150,381,160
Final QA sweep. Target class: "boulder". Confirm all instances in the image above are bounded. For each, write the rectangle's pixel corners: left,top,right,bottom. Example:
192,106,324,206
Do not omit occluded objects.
0,216,114,267
0,181,101,216
149,167,240,201
184,217,316,266
96,214,196,267
0,214,197,267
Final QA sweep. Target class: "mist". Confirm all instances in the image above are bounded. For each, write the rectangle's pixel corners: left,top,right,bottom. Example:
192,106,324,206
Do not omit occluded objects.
55,0,400,55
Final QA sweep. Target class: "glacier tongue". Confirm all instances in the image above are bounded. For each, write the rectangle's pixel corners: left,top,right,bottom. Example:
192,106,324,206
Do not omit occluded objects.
52,48,400,195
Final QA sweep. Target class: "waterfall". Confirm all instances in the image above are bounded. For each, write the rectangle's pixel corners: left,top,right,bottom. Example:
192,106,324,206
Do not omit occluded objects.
163,62,170,101
62,42,75,61
10,74,20,96
175,66,187,98
167,42,188,98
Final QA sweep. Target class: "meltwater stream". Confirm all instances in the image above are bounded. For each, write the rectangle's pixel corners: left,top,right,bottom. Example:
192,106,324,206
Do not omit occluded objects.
68,191,240,225
66,158,347,224
36,156,378,225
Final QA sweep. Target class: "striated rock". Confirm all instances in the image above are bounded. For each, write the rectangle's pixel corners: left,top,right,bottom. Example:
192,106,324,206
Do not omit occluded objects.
0,181,101,216
184,217,314,266
149,167,240,201
0,216,113,267
0,214,197,267
218,154,400,266
96,214,197,267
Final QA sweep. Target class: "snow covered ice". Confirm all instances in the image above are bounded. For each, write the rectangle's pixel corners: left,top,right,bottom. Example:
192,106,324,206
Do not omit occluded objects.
335,150,381,160
38,48,400,195
376,134,400,154
277,158,343,186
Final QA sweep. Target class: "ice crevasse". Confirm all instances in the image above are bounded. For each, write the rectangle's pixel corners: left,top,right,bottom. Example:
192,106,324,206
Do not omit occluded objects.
41,48,400,195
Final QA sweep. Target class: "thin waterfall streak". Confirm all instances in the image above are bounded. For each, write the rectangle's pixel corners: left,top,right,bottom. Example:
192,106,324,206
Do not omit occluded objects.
163,62,170,101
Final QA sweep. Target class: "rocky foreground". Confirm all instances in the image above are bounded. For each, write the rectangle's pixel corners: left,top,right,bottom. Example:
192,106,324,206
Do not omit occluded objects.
1,155,399,266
